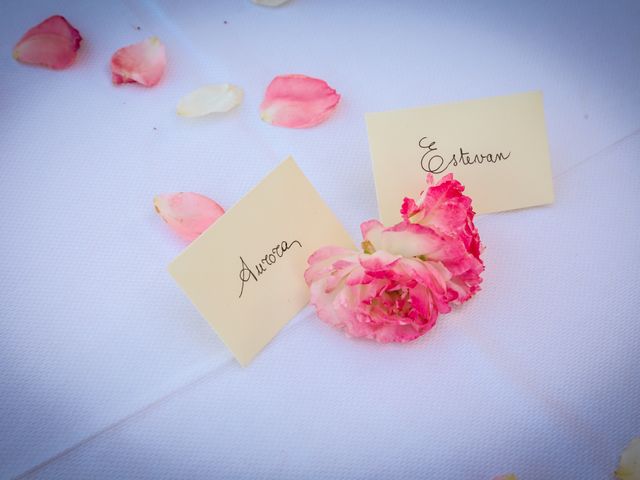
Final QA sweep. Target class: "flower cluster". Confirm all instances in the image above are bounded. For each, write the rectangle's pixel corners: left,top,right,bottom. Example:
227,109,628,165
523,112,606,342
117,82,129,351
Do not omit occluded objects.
305,174,484,343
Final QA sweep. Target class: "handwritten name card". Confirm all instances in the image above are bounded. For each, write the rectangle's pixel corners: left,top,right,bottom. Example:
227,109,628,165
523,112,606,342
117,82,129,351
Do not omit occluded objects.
169,157,354,366
366,91,555,224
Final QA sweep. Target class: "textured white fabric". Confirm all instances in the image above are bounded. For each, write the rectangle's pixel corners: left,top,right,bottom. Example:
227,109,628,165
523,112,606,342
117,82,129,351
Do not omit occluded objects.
0,0,638,479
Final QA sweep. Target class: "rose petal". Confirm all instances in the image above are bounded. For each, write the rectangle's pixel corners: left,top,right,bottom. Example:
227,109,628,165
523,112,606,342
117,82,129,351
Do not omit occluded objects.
13,15,82,70
253,0,290,5
616,438,640,480
177,84,243,117
154,192,224,242
260,74,340,128
111,37,166,87
401,173,482,260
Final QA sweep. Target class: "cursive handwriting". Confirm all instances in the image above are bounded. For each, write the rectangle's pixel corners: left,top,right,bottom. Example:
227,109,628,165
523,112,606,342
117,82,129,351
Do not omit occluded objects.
238,239,303,298
419,137,511,174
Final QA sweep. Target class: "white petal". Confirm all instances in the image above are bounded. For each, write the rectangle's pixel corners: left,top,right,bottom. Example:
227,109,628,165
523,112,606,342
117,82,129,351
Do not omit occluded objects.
252,0,290,6
176,84,243,118
616,438,640,480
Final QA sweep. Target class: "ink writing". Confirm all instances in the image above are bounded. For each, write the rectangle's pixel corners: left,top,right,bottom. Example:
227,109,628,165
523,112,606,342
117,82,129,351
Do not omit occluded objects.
419,137,511,174
238,239,303,298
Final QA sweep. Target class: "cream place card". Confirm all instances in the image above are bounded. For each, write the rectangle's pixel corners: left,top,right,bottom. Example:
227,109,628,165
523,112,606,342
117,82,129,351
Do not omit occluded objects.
366,91,554,224
169,157,354,366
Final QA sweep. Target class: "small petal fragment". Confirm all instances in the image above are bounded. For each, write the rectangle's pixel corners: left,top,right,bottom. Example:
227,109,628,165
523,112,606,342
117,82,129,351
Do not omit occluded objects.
616,438,640,480
253,0,290,6
13,15,82,69
177,84,243,118
154,192,224,241
260,74,340,128
111,37,166,87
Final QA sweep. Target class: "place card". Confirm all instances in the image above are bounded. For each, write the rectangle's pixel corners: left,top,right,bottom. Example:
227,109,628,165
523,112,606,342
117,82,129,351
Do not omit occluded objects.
169,157,354,366
366,91,554,224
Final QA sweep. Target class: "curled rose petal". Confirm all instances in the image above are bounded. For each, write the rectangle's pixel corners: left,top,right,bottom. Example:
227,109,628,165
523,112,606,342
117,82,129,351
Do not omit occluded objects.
252,0,290,6
13,15,82,70
154,192,224,242
616,438,640,480
111,37,166,87
177,84,243,118
260,74,340,128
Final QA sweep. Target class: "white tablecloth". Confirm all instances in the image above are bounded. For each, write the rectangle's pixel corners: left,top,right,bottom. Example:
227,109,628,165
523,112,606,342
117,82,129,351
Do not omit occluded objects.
1,0,639,478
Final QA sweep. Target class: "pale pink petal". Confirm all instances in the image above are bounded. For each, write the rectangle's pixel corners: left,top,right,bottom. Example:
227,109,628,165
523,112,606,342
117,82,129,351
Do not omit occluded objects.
359,250,402,273
365,221,462,261
252,0,290,5
260,74,340,128
360,219,385,240
177,84,243,117
304,247,358,287
13,15,82,70
307,245,355,266
616,438,640,480
111,36,166,87
154,192,224,241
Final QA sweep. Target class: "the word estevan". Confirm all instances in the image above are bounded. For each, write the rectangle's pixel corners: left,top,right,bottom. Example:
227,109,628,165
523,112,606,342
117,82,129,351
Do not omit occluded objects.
238,239,302,298
419,137,511,174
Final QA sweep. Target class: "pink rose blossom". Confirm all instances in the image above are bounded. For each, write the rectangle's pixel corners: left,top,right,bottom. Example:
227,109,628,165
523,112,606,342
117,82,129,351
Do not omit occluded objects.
305,175,483,343
306,219,481,343
13,15,82,70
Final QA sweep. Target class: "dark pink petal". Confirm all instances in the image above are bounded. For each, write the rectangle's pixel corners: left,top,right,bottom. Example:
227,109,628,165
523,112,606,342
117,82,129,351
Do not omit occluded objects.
260,74,340,128
111,37,166,87
13,15,82,70
154,192,224,242
401,173,482,260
